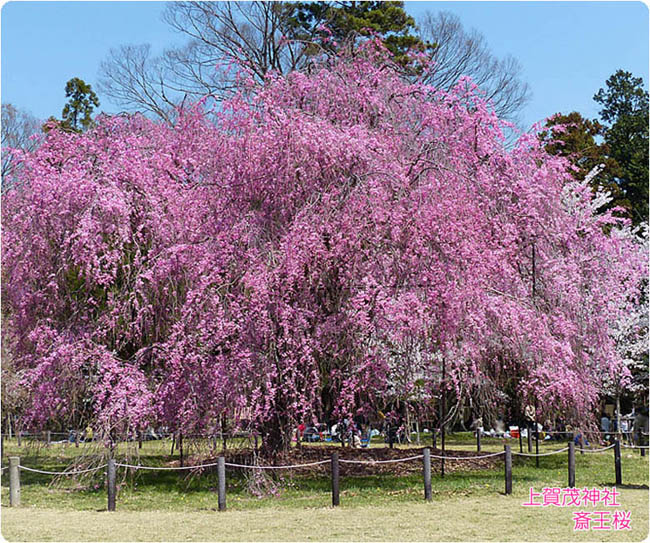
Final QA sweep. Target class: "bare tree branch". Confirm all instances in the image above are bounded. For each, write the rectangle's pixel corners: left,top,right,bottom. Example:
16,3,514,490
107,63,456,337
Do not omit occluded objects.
417,11,531,122
98,44,178,123
98,4,530,126
1,103,42,186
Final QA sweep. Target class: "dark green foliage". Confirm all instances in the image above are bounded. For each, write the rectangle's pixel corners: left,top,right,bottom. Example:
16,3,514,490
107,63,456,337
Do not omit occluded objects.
544,71,648,226
542,112,623,208
285,1,433,65
60,78,100,133
594,70,649,225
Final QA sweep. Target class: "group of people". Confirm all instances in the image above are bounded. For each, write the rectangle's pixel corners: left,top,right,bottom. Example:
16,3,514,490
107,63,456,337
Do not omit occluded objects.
297,419,381,448
470,405,649,447
293,404,649,450
296,423,326,443
601,407,649,445
67,426,93,443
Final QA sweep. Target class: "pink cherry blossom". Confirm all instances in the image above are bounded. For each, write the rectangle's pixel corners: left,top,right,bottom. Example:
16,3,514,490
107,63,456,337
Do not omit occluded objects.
2,42,645,454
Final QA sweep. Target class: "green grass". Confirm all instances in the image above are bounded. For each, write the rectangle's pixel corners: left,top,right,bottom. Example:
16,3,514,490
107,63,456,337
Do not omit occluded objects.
1,434,647,512
1,434,648,541
2,489,648,542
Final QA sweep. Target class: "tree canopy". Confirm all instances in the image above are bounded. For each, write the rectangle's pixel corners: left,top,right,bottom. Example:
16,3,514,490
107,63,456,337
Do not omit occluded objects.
3,45,645,455
1,103,42,185
594,70,649,225
543,71,649,226
99,3,528,123
286,1,432,64
58,78,100,133
541,112,620,200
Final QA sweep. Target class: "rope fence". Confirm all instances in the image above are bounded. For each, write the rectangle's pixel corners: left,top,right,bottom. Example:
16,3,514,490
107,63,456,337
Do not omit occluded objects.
17,464,107,475
3,436,647,511
116,462,222,471
339,454,424,464
577,444,617,453
539,430,648,436
225,460,330,469
513,447,569,457
426,451,505,461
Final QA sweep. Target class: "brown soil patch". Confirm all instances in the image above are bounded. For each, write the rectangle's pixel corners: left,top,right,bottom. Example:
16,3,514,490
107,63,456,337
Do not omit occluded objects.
179,445,501,477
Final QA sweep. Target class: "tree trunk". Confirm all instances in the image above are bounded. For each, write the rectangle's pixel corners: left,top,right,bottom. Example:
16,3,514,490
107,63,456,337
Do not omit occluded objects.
221,414,228,452
259,415,293,460
179,432,184,467
404,402,412,443
616,391,622,441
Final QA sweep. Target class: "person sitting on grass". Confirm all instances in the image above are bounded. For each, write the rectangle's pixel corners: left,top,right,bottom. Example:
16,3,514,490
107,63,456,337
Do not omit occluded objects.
573,431,589,449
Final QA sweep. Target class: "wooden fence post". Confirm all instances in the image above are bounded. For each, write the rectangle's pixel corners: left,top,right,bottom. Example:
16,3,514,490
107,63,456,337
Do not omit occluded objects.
331,453,340,506
504,445,512,495
527,426,532,453
440,422,446,478
476,430,481,452
217,456,226,511
614,439,622,486
518,427,523,453
568,441,575,488
107,457,116,512
9,456,20,506
423,448,432,501
46,430,51,447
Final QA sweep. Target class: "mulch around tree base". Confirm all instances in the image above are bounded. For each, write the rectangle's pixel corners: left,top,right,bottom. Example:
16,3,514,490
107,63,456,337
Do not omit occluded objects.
182,445,501,476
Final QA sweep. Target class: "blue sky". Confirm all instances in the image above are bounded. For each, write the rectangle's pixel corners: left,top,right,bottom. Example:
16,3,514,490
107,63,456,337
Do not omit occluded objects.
1,1,648,130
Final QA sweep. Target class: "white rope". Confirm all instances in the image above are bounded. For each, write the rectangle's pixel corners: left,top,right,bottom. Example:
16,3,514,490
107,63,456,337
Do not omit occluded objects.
543,431,597,435
224,460,330,469
622,444,650,449
513,447,569,457
1,466,7,473
116,459,331,470
339,455,423,464
19,464,107,475
428,451,505,461
578,444,616,453
116,462,221,470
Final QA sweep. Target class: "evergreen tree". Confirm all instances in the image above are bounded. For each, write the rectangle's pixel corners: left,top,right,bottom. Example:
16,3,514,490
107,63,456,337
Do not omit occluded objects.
594,70,649,225
60,78,100,132
287,1,433,65
542,112,622,208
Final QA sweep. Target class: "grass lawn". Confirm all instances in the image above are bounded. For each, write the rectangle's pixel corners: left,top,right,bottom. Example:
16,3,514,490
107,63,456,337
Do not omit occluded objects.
1,434,648,541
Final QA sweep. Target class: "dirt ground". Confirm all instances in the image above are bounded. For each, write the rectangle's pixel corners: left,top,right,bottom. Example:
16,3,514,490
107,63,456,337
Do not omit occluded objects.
174,444,502,477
